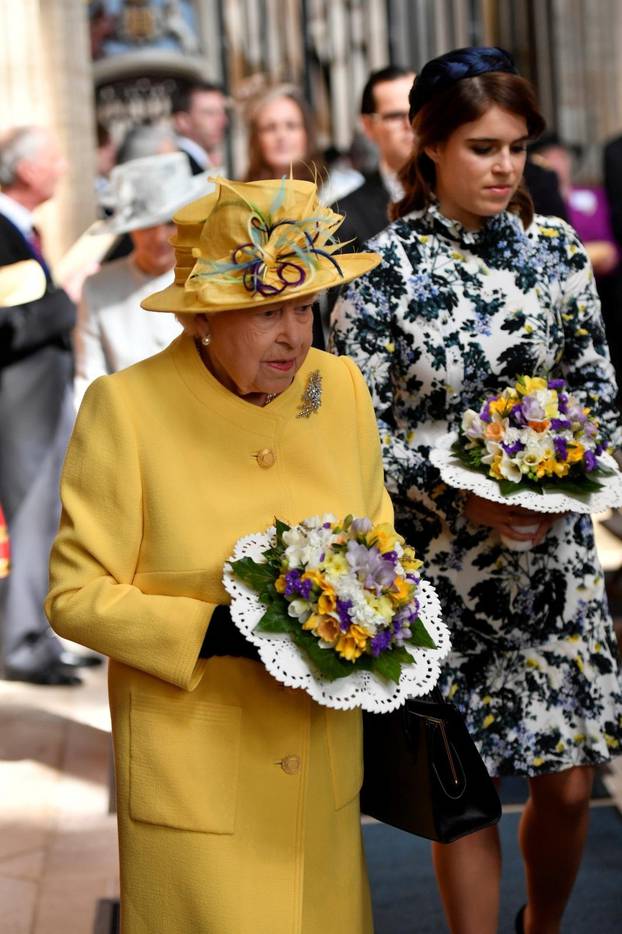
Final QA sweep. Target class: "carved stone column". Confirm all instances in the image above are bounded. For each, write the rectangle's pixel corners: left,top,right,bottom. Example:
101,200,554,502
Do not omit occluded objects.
0,0,97,267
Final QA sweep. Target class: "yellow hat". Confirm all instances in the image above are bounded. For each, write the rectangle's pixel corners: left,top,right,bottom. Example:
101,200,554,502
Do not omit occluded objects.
141,176,380,314
0,260,46,306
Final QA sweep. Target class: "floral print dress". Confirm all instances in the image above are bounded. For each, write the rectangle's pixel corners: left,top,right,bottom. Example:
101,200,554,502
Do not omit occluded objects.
330,202,622,777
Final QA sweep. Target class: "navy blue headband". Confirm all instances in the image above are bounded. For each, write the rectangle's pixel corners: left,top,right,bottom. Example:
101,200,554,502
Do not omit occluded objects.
408,46,519,121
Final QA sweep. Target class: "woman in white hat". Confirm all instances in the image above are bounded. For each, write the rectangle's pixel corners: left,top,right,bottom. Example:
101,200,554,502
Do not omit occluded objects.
75,151,213,405
46,176,391,934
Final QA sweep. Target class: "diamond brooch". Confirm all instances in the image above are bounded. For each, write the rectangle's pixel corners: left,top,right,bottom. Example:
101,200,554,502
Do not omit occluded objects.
297,370,322,418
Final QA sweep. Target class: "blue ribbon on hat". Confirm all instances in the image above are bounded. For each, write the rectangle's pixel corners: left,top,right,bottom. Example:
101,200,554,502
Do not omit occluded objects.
408,47,518,121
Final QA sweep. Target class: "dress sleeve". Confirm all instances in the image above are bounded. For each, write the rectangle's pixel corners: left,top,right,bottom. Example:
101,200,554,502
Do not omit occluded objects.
74,285,110,409
0,286,75,365
557,226,622,447
329,249,466,526
45,376,214,691
341,355,394,528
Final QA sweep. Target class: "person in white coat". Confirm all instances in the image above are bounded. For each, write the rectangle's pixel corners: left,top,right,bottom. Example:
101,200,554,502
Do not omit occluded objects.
75,151,212,406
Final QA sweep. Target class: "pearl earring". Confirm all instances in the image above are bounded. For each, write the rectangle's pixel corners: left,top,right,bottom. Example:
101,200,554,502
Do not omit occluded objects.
201,334,211,347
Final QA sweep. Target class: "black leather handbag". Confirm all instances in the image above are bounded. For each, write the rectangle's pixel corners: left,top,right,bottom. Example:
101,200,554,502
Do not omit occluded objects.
360,688,502,843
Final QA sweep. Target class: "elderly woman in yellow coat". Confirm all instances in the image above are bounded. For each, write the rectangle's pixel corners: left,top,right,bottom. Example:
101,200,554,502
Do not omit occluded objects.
46,177,393,934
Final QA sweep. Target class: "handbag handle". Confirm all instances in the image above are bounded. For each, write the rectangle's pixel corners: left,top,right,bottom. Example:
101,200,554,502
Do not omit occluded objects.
402,688,464,793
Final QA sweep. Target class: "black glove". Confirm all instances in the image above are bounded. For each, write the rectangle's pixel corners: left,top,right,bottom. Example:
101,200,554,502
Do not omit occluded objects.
198,604,260,662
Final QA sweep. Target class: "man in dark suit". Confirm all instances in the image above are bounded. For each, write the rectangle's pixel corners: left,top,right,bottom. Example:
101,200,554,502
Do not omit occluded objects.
171,80,229,176
523,159,568,221
604,133,622,246
333,66,415,248
0,126,99,684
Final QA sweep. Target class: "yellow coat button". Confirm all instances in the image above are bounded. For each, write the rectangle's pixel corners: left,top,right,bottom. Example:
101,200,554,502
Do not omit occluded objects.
256,448,276,468
280,755,301,775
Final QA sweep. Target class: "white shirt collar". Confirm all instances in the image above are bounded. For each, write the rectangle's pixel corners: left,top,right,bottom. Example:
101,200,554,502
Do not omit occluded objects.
177,136,211,171
0,192,34,238
378,162,404,203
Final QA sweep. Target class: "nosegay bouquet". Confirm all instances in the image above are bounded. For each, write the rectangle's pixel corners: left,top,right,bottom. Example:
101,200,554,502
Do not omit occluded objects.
453,376,611,495
231,516,434,681
430,375,622,551
223,515,450,711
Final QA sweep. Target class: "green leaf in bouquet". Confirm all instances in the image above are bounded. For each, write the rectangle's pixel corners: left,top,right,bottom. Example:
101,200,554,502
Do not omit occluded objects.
274,518,291,548
542,476,603,495
407,617,437,650
291,629,356,681
258,582,280,606
498,478,525,496
259,550,285,576
231,557,275,592
255,600,294,634
371,647,410,683
450,442,489,475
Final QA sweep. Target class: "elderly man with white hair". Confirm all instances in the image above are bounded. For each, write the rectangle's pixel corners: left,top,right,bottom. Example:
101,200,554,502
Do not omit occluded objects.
0,125,99,685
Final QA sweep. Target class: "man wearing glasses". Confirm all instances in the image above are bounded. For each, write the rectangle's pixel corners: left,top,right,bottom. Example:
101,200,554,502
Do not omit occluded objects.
335,66,415,248
171,80,230,177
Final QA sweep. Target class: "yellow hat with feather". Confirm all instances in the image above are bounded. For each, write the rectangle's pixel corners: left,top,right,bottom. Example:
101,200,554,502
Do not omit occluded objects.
141,176,380,314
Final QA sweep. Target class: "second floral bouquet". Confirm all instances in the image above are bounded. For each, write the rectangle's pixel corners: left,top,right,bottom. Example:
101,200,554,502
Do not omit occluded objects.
223,515,450,712
453,376,611,495
430,375,622,548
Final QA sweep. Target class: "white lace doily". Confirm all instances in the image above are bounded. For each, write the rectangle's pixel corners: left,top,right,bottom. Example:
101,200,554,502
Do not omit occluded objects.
223,528,451,713
430,433,622,514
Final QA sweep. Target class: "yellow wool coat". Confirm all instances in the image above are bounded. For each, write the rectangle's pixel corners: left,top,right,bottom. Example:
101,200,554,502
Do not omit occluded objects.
46,334,393,934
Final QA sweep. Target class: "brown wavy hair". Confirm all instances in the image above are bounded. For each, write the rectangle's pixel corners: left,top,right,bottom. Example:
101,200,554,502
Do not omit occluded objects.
392,71,546,227
244,85,325,183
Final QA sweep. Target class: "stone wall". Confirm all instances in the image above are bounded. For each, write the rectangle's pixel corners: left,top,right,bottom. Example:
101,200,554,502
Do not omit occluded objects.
0,0,96,267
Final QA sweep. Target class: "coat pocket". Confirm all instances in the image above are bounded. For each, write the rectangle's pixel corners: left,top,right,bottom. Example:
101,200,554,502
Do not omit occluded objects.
325,708,363,810
129,693,241,834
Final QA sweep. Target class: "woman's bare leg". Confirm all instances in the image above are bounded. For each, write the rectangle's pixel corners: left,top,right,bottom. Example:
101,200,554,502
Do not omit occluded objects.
519,766,593,934
432,824,501,934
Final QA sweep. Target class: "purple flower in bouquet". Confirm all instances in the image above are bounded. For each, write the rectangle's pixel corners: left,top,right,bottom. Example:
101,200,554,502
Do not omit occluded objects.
480,400,492,423
336,598,353,631
551,418,571,431
346,540,396,593
370,629,393,656
350,517,373,535
284,568,313,599
382,550,399,566
548,378,566,390
284,569,302,596
502,439,525,457
392,608,413,646
510,403,527,427
584,450,598,471
521,395,546,421
553,437,568,461
566,401,587,423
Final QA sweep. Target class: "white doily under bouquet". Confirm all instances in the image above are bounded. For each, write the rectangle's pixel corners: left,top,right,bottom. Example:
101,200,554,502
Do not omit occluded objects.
223,514,450,712
430,375,622,550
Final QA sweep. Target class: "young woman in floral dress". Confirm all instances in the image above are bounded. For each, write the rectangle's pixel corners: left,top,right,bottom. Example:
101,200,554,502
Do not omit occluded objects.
331,47,622,934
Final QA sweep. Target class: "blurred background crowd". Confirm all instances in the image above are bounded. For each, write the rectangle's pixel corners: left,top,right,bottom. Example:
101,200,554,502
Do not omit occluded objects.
2,0,622,683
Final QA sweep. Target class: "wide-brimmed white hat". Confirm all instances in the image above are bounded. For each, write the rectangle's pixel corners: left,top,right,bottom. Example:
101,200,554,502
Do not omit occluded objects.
93,151,214,236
